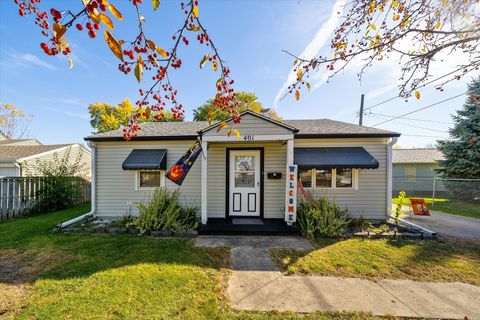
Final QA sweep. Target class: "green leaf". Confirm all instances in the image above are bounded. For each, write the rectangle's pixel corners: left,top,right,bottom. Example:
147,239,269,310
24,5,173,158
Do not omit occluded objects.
152,0,160,11
187,26,200,32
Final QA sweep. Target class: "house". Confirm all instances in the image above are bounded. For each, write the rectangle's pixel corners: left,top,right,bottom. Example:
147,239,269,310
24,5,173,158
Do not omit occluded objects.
392,148,445,196
0,132,91,178
83,110,400,229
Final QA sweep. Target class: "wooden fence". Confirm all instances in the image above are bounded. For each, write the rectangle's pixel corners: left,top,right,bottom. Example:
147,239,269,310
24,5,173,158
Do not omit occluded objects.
0,176,91,221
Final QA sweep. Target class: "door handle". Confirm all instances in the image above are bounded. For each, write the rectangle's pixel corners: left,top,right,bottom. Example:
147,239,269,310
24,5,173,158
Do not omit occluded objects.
257,181,260,187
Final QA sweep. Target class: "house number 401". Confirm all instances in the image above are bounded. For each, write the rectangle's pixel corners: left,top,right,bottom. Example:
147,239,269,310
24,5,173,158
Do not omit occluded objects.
243,134,254,141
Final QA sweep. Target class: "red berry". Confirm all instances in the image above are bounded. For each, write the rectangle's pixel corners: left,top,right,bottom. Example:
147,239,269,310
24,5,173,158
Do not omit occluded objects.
66,47,72,53
86,22,93,30
99,4,106,11
76,23,83,31
93,23,100,30
88,30,96,38
40,42,48,50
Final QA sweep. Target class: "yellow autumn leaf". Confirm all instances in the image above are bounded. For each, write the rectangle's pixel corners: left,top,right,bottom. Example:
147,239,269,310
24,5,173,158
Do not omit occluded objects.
108,3,123,21
100,13,114,30
156,47,169,58
295,90,300,101
134,55,143,83
53,23,66,40
233,129,241,139
212,60,218,71
193,5,199,18
227,128,232,137
146,40,156,50
90,11,101,24
200,54,211,69
415,90,421,99
435,21,441,29
306,82,311,91
392,0,399,8
68,57,73,69
297,68,303,80
371,23,377,30
104,30,123,62
216,122,228,133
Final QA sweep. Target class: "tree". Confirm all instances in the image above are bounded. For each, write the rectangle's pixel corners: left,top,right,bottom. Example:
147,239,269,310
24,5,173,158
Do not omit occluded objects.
193,91,281,122
16,0,480,136
287,0,480,102
0,102,32,140
437,78,480,179
15,0,236,140
88,98,182,133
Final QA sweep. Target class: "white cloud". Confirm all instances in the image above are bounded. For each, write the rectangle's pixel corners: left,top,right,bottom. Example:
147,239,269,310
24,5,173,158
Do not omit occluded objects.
273,0,347,106
44,106,89,120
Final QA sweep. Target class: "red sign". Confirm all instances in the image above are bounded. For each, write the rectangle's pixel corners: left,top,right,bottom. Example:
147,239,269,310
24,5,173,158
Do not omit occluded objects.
410,198,430,216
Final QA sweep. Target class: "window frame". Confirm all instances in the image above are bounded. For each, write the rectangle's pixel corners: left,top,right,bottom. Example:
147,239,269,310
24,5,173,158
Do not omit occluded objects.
299,168,358,190
135,170,166,190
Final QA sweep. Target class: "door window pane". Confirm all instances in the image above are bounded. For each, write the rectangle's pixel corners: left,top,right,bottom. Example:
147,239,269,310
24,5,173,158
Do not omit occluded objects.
336,168,353,188
235,156,255,171
139,171,161,188
316,169,332,188
235,172,255,187
298,169,312,188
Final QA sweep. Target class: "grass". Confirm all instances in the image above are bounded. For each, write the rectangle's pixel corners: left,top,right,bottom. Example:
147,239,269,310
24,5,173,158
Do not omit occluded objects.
392,197,480,219
0,205,385,320
271,238,480,285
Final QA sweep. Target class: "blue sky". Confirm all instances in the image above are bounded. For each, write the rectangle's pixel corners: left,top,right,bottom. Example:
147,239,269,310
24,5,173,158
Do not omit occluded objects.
0,0,476,147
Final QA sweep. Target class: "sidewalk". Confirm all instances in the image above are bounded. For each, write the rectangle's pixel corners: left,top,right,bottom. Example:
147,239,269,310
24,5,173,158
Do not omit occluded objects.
196,236,480,319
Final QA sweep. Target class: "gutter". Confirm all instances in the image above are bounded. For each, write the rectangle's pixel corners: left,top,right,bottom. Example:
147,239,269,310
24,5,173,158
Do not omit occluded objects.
57,141,97,229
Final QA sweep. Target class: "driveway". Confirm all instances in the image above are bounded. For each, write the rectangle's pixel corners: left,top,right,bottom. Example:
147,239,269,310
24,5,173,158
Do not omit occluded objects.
195,235,480,319
402,210,480,239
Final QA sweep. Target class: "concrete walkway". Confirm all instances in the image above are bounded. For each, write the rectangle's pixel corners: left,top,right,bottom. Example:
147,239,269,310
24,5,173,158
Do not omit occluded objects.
196,236,480,319
402,210,480,239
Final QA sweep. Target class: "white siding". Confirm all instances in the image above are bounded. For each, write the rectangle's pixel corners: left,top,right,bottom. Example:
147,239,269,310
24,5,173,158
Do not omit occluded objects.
21,145,91,179
95,141,202,217
0,163,20,177
203,113,293,137
294,138,388,220
207,141,286,219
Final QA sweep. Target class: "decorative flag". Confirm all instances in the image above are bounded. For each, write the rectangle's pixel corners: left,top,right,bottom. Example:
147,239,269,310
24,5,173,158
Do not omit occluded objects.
165,141,203,186
410,198,430,216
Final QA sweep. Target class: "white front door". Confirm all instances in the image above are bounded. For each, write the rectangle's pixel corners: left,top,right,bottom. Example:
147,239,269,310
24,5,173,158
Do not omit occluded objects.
229,150,261,216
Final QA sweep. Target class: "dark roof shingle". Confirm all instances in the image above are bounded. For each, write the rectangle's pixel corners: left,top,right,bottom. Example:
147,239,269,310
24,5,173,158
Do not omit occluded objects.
393,149,444,164
85,117,400,141
0,144,71,161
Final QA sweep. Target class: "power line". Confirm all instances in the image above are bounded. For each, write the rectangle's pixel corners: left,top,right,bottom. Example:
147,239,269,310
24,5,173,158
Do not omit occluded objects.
368,115,448,133
401,134,449,138
363,68,468,111
371,92,466,127
368,112,453,124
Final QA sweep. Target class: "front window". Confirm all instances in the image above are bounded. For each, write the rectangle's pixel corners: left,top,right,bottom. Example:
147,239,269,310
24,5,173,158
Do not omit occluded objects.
298,168,313,188
336,168,352,188
234,156,255,188
298,168,356,189
137,171,163,189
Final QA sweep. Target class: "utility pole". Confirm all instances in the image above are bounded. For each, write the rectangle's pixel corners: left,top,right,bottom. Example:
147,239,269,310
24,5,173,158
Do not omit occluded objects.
359,94,365,126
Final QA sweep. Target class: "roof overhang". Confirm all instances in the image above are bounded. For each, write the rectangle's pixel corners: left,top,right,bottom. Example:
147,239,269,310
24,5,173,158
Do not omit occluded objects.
294,147,380,169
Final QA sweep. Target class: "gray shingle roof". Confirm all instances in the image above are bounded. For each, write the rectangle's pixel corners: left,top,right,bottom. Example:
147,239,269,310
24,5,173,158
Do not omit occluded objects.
85,116,400,141
393,149,444,164
0,144,72,161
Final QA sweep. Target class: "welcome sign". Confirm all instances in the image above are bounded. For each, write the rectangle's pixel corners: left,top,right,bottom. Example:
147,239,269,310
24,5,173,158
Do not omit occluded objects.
285,164,297,224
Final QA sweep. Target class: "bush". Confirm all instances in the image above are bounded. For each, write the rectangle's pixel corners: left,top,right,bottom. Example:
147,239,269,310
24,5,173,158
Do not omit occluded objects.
135,188,198,233
297,196,350,238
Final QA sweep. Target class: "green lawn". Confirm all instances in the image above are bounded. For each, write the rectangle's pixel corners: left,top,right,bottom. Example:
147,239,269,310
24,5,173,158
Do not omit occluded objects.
392,197,480,219
271,238,480,285
0,205,383,320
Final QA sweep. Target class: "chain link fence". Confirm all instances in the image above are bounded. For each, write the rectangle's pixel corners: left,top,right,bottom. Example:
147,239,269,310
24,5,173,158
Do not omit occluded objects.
393,177,480,216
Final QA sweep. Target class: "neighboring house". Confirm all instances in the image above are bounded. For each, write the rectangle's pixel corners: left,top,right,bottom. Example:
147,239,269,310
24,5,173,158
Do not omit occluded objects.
0,133,91,178
84,110,400,230
392,148,445,196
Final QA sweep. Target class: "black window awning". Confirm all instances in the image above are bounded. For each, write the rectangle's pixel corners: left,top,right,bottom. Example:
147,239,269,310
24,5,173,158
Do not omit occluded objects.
294,147,379,169
122,149,167,170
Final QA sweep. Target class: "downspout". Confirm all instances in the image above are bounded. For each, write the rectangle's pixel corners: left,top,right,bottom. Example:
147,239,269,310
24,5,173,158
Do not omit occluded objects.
386,137,397,216
57,141,96,229
385,137,436,236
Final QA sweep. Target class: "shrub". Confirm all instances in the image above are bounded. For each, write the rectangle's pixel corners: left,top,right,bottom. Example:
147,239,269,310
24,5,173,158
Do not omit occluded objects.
297,196,350,238
136,188,198,233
